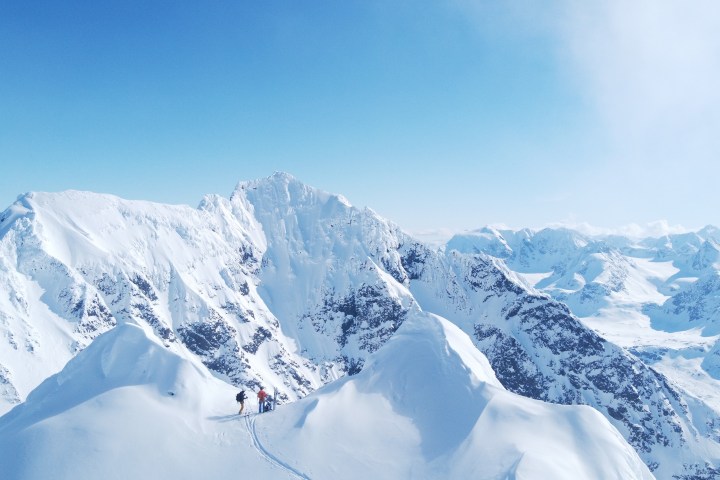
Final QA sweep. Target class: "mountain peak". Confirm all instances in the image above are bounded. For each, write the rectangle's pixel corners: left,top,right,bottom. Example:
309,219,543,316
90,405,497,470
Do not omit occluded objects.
269,170,296,182
0,323,207,435
233,173,352,212
258,311,653,479
234,171,298,191
699,224,720,240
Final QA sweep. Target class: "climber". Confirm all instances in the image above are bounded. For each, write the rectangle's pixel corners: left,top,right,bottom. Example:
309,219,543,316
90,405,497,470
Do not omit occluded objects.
257,386,268,413
236,390,247,415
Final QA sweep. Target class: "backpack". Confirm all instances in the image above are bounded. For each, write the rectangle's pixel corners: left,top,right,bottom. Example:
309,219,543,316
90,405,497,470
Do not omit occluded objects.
236,391,246,402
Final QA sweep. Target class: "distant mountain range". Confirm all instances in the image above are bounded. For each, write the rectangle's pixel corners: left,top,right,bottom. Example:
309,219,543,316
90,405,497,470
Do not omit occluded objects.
448,225,720,404
1,173,719,478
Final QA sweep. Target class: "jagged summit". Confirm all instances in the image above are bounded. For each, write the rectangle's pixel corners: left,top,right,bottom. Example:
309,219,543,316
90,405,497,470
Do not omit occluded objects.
233,171,352,209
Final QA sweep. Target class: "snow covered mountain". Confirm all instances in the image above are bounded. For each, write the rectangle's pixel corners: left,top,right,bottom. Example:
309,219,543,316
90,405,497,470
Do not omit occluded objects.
445,226,720,375
0,311,652,480
449,225,720,477
0,187,322,410
261,311,653,479
0,172,718,478
446,225,720,335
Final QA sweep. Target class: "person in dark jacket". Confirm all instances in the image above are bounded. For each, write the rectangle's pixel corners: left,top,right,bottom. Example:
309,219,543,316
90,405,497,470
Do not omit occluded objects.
236,390,247,415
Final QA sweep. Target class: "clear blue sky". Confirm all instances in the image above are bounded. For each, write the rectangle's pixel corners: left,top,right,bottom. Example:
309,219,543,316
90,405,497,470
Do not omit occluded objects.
2,1,719,234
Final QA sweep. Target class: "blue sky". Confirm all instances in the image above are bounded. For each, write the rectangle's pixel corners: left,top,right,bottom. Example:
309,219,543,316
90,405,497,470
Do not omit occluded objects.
1,1,719,234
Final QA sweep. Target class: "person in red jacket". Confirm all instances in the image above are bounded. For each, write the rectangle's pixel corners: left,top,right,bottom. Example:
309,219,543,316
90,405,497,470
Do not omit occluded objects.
257,386,268,413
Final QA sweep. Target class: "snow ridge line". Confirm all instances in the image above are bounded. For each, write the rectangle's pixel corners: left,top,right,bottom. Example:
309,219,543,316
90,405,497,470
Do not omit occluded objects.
245,414,310,480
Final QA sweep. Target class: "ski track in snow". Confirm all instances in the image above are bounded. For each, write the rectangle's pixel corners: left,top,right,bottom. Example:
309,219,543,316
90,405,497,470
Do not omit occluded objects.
245,414,310,480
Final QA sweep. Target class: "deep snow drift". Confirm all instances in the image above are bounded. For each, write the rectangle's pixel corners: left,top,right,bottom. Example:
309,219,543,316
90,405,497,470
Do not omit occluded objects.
0,314,652,480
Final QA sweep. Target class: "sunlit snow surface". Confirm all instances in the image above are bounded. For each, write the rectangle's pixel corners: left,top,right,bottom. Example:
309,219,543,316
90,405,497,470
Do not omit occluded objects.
0,315,652,480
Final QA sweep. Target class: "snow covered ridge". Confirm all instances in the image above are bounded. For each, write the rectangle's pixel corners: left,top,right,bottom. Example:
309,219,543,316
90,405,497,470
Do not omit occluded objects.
0,322,291,479
257,312,653,479
0,172,717,477
0,314,652,479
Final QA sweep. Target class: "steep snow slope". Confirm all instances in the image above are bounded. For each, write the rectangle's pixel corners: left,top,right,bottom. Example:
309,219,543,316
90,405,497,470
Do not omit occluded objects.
236,175,415,375
260,311,653,480
0,322,295,480
0,189,324,416
401,248,720,478
0,314,653,480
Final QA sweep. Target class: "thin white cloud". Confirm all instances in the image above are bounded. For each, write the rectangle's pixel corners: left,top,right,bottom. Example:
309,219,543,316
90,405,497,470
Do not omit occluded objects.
545,219,692,239
410,220,695,244
557,0,720,165
451,0,720,229
454,0,720,164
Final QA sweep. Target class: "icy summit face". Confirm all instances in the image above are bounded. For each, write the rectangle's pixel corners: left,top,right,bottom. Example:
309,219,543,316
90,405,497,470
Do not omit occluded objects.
0,172,719,478
235,174,415,376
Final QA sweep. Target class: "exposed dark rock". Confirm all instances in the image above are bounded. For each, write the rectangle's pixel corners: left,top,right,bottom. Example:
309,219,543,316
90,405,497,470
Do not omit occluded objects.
242,326,272,354
130,275,158,301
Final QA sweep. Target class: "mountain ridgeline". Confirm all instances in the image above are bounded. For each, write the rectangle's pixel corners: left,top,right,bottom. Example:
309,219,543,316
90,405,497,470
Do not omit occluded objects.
1,173,719,478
